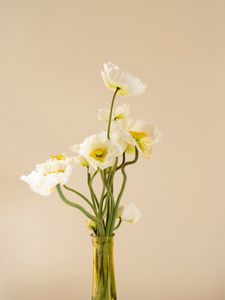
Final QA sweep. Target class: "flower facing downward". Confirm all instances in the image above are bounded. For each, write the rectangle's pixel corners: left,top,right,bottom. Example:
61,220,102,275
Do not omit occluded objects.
118,203,141,223
79,132,122,170
84,219,97,231
101,62,147,96
116,119,161,158
127,119,161,158
20,154,74,196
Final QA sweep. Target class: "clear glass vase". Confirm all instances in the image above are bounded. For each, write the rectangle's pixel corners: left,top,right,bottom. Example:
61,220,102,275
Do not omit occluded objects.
91,235,117,300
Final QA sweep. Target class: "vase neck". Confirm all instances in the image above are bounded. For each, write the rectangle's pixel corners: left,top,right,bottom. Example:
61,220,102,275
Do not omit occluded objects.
92,235,114,246
91,236,117,300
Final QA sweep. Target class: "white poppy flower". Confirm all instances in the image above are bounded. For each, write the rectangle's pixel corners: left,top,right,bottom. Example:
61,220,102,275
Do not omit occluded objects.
101,62,147,96
20,154,74,196
114,118,161,158
118,203,141,223
98,103,130,125
128,119,162,144
127,119,161,158
79,132,122,170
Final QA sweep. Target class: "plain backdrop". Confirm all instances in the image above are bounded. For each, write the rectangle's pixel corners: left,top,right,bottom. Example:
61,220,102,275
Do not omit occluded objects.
1,1,225,299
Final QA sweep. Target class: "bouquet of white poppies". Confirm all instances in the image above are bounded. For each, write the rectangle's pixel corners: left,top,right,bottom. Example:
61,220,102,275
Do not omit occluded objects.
21,62,161,237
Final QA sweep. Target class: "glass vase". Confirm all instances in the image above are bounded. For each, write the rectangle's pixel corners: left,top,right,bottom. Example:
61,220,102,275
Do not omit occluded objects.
91,235,117,300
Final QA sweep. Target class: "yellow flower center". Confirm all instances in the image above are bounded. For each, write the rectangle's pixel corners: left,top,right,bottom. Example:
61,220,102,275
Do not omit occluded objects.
107,83,128,96
85,220,96,230
129,131,147,140
129,131,152,158
114,114,125,121
90,148,108,162
43,154,66,175
50,154,65,161
44,169,65,176
80,157,89,167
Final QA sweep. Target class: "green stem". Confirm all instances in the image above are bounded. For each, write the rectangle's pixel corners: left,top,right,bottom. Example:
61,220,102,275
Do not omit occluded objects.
101,193,108,218
114,217,122,231
123,147,139,168
63,184,97,214
105,160,118,236
116,152,126,171
108,166,127,236
99,170,107,215
108,148,139,235
56,184,101,225
109,158,118,208
87,169,99,209
107,87,120,139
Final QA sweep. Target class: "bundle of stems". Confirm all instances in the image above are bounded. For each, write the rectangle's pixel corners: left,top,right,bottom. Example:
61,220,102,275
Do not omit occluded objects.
56,88,138,237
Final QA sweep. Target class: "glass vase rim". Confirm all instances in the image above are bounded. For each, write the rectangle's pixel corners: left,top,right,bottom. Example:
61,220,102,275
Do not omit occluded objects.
91,233,115,241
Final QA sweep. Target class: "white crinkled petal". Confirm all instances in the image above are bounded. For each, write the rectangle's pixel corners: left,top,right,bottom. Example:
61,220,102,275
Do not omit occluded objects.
110,124,134,152
98,104,130,127
79,132,122,170
101,62,147,96
111,123,135,145
149,126,162,144
115,103,130,118
98,108,110,122
21,156,74,196
118,203,141,223
20,171,55,196
127,119,162,144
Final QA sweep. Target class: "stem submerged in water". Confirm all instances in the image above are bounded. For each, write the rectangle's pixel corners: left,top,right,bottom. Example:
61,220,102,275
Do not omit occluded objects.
92,236,117,300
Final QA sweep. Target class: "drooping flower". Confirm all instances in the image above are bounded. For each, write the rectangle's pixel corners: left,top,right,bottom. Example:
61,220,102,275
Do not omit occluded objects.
98,103,130,125
20,154,74,196
127,119,161,158
78,132,122,170
111,118,161,158
84,219,97,231
118,203,141,223
101,62,147,96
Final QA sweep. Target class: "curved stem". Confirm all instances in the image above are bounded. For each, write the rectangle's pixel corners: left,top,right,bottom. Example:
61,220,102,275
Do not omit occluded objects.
116,152,126,171
57,185,97,223
108,148,139,235
56,184,105,236
123,147,139,168
63,184,97,215
107,87,120,139
114,217,122,231
106,166,127,236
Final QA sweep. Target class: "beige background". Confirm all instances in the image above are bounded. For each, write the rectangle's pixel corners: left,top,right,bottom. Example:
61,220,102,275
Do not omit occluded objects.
1,0,225,299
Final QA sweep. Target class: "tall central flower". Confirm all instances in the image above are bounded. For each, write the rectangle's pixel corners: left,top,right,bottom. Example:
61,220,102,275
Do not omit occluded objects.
79,132,122,170
101,62,147,96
